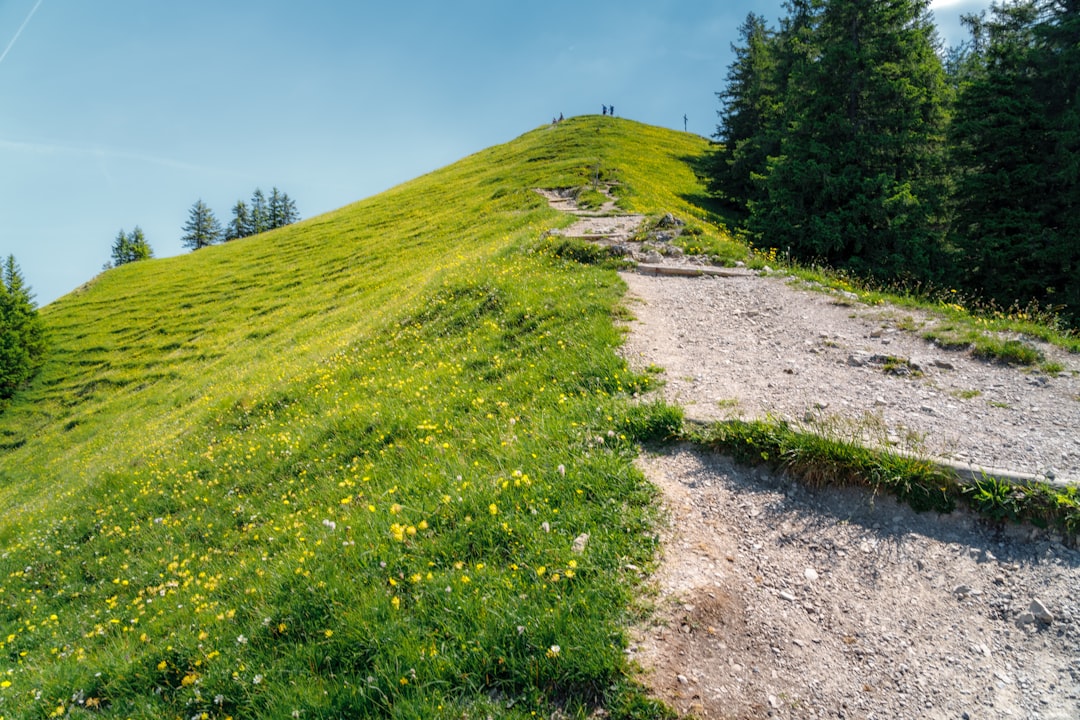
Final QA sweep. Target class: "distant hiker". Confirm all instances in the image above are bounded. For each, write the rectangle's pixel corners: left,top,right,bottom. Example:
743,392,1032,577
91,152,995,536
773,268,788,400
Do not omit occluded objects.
610,105,615,116
684,114,688,132
602,104,607,116
559,112,564,122
552,117,557,125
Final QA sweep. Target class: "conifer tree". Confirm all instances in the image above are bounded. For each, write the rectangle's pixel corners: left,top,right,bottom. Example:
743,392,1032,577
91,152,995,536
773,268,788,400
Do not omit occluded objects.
249,189,269,236
226,200,251,241
748,0,949,281
180,200,223,250
949,0,1078,323
268,187,300,229
110,227,153,266
708,13,780,213
0,255,46,400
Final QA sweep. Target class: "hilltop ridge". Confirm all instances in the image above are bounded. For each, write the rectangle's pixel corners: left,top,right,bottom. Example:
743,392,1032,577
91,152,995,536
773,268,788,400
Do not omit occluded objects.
0,117,718,718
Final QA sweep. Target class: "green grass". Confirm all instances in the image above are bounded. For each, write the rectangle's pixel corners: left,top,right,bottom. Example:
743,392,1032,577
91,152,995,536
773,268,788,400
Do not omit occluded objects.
0,117,711,719
688,419,1080,539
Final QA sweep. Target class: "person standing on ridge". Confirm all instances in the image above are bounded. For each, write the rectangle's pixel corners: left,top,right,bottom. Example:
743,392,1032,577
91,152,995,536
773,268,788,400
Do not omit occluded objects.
602,105,607,116
610,105,615,116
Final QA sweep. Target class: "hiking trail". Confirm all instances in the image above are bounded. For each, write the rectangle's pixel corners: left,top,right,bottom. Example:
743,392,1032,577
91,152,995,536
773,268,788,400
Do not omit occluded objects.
535,188,1080,719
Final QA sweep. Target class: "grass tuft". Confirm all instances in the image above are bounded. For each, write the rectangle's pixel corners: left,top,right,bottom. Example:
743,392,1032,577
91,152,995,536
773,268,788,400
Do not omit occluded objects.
687,419,1078,539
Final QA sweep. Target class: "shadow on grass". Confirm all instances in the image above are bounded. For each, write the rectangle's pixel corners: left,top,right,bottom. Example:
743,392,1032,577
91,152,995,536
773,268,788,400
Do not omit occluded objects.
672,153,746,231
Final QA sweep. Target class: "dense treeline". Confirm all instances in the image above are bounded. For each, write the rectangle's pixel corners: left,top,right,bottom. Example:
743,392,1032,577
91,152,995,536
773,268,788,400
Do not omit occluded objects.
0,255,45,401
709,0,1079,327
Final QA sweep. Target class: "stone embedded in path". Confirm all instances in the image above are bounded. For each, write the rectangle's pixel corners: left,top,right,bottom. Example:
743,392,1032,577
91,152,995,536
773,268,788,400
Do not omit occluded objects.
1029,598,1054,624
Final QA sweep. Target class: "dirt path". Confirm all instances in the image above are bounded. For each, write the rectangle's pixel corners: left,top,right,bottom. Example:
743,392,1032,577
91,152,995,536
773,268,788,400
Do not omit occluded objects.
535,190,1080,718
620,272,1080,485
619,273,1080,720
630,447,1079,720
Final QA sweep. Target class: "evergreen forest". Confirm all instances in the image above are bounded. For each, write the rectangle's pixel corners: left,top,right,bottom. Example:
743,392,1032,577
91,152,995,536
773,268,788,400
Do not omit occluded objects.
708,0,1079,327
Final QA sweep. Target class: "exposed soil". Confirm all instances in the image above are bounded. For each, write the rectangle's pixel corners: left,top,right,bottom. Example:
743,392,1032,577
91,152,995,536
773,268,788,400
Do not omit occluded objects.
536,189,1080,719
621,271,1080,484
629,447,1079,720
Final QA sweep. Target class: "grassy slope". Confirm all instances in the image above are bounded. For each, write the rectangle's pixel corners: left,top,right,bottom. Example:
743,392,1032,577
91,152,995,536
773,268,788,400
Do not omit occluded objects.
0,117,712,719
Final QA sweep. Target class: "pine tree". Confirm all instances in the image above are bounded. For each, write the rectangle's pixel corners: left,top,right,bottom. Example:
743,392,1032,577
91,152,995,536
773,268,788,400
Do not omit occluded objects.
180,200,223,250
950,0,1080,325
0,255,46,400
110,227,153,266
226,200,251,241
1033,0,1080,323
268,187,286,229
267,188,301,229
128,227,152,262
749,0,949,281
249,189,269,236
708,13,780,213
109,229,131,268
278,191,299,227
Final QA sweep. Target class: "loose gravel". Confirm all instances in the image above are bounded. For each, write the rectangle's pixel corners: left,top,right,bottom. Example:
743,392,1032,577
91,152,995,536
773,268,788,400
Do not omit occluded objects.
534,188,1080,718
618,272,1080,720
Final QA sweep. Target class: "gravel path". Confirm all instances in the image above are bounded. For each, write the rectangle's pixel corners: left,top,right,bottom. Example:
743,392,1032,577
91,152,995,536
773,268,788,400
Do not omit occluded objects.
534,189,1080,718
620,272,1080,484
630,447,1079,720
618,273,1080,720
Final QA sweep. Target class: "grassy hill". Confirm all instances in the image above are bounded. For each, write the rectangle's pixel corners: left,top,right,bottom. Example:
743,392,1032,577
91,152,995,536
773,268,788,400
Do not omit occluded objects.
0,117,726,719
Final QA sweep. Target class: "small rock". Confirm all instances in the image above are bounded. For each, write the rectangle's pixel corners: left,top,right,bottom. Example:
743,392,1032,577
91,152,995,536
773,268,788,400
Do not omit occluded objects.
848,353,870,367
933,359,955,370
571,533,590,553
779,591,796,602
1016,611,1037,626
1029,598,1054,624
804,568,819,581
677,674,689,685
953,584,972,597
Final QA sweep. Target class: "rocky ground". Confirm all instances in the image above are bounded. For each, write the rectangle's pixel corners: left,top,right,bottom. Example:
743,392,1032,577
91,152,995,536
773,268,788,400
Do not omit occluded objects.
630,447,1079,720
620,272,1080,485
536,188,1080,719
620,271,1080,720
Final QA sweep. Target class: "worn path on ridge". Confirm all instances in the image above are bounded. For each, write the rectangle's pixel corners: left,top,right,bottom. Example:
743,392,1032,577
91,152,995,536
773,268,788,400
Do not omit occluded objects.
535,188,1080,720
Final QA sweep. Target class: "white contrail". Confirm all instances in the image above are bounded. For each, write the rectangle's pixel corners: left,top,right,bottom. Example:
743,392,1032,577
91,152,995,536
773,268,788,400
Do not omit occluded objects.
0,0,45,66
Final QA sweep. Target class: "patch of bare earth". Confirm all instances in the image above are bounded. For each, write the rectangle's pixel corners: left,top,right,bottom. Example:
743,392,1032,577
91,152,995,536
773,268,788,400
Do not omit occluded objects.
532,189,1080,718
618,273,1080,719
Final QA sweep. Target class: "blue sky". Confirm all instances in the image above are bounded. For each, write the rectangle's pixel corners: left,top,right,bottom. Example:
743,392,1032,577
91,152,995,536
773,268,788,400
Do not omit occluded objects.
2,0,987,306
